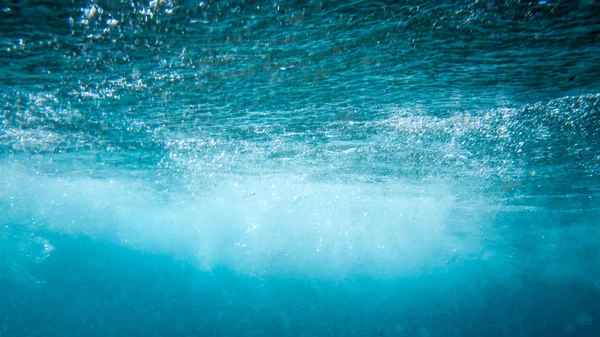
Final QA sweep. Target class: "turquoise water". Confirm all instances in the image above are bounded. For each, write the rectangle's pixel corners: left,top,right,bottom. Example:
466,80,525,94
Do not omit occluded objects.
1,0,599,336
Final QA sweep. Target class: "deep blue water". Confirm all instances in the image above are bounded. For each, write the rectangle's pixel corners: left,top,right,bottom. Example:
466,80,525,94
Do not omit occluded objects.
1,0,600,336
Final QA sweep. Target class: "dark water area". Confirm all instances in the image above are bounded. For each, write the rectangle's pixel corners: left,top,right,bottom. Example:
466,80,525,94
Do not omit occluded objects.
1,0,600,336
3,227,599,337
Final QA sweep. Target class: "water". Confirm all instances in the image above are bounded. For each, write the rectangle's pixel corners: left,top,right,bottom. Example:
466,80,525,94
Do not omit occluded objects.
1,0,599,336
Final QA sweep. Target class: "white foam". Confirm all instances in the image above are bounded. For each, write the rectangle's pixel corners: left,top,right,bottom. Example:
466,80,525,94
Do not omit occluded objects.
0,163,488,278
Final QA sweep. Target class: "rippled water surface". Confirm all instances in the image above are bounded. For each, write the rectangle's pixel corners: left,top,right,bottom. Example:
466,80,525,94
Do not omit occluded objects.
1,1,600,336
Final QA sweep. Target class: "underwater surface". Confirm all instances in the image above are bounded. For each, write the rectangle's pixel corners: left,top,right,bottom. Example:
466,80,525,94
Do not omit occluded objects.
1,0,599,336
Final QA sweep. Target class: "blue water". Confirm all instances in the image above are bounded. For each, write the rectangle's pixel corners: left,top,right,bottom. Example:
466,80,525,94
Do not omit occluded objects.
1,0,599,336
